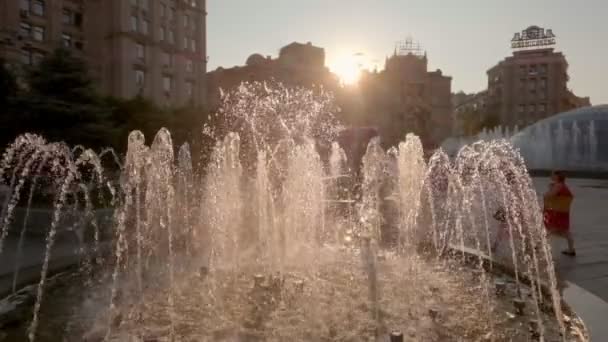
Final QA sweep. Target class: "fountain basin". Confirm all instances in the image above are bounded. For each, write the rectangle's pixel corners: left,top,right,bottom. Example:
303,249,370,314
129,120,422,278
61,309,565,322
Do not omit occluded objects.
0,246,589,342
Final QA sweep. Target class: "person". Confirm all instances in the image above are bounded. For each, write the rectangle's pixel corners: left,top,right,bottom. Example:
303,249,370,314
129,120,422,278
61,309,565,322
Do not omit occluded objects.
543,171,575,256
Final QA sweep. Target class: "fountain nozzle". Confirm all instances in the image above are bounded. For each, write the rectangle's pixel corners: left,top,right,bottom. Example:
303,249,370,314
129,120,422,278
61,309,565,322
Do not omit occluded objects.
389,331,404,342
513,298,525,315
253,274,265,288
495,279,506,296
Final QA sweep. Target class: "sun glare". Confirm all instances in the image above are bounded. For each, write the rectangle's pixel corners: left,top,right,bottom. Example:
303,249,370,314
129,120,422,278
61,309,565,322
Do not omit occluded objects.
329,54,362,85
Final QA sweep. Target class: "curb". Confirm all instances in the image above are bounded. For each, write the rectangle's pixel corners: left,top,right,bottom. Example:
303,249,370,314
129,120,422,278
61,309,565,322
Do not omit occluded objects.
446,245,608,341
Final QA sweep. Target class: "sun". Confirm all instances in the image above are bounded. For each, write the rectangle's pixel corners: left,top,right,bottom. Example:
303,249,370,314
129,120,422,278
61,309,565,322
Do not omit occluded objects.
329,54,363,85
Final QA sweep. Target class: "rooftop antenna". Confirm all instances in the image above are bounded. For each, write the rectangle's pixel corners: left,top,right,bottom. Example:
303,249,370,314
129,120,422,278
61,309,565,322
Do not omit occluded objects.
395,37,424,57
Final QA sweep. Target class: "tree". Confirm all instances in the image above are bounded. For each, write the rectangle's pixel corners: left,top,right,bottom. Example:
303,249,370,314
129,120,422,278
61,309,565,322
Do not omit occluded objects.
106,95,167,150
27,48,98,103
18,48,115,148
479,113,500,131
0,60,20,148
0,59,17,106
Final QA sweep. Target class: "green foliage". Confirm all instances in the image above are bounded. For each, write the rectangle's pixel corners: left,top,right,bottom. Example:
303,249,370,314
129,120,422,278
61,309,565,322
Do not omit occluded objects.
479,113,500,130
27,48,97,103
0,59,18,105
461,110,500,136
0,48,212,165
0,48,116,148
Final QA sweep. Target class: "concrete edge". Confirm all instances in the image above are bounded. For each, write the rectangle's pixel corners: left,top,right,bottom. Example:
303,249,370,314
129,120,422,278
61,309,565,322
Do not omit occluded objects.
563,281,608,341
445,246,608,341
0,255,80,299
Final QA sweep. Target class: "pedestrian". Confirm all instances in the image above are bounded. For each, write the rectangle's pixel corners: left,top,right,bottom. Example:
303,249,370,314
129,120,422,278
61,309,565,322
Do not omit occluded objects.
543,170,575,256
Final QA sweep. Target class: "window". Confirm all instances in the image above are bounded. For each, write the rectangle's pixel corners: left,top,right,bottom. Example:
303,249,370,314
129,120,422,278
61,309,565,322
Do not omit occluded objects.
131,15,138,32
184,14,189,28
20,0,30,12
135,43,145,60
19,22,32,38
62,9,72,24
191,0,197,7
540,78,547,88
183,37,188,49
32,51,44,64
528,79,536,91
540,64,548,74
141,0,149,10
160,3,167,17
62,33,72,47
62,8,81,26
186,81,194,98
32,26,45,41
529,64,537,75
74,13,83,27
518,104,525,114
163,76,172,94
21,49,32,65
519,65,526,75
539,90,547,100
168,30,174,44
529,104,536,113
539,104,547,113
142,20,149,35
135,69,145,87
32,0,45,16
19,50,44,66
159,27,165,41
169,7,175,20
186,59,193,72
190,38,196,51
162,51,172,66
74,41,83,50
130,0,138,6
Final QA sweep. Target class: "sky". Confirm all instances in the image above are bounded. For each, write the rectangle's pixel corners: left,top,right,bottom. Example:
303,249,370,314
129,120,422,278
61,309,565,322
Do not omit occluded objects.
208,0,608,105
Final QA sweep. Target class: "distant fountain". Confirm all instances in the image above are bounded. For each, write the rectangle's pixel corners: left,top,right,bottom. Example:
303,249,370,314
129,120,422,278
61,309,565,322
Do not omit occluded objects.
444,118,603,171
513,119,602,171
0,82,588,341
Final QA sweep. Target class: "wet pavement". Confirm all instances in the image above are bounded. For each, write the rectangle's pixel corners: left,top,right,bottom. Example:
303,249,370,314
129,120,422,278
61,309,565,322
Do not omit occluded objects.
0,235,81,296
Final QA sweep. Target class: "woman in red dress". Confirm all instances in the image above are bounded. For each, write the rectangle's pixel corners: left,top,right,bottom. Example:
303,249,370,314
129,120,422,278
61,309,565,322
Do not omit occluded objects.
543,171,576,256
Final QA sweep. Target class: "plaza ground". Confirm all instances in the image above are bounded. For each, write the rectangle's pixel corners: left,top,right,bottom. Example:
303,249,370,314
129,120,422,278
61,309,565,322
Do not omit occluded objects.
533,177,608,302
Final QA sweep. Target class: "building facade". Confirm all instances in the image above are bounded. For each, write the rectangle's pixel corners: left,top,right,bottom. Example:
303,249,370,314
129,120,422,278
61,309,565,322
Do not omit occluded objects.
452,90,489,136
1,0,87,69
206,41,338,110
0,0,207,107
480,26,589,130
355,46,453,149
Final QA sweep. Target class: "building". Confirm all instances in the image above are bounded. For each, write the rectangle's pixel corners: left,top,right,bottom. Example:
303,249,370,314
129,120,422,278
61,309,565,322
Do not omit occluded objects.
1,0,87,69
483,26,589,129
452,90,489,136
355,40,453,149
0,0,207,107
206,41,339,110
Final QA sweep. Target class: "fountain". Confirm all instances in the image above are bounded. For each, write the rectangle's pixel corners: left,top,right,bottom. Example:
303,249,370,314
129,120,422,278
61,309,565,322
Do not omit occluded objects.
445,105,608,172
0,82,589,341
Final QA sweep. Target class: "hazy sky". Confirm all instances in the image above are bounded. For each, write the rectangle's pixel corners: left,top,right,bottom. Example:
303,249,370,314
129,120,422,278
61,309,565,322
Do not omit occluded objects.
208,0,608,104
